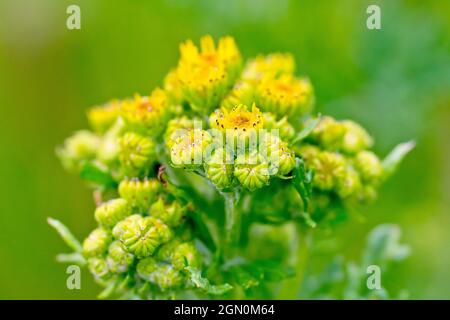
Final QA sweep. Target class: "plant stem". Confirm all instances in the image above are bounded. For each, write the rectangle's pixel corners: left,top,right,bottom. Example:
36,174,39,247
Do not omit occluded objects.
223,191,240,258
277,225,311,299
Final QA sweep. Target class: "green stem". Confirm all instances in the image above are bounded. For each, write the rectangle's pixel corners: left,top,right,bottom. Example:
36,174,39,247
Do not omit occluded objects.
278,226,311,299
223,191,240,258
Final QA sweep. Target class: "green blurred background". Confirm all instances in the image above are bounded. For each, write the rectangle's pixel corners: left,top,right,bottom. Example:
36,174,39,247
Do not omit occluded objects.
0,0,449,299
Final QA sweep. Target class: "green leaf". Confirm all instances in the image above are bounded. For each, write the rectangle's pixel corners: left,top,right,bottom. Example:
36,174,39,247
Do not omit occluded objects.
79,162,117,188
300,256,344,299
292,157,315,213
56,252,86,265
185,267,233,295
382,140,415,179
362,224,410,268
224,259,295,290
47,217,83,253
292,116,321,144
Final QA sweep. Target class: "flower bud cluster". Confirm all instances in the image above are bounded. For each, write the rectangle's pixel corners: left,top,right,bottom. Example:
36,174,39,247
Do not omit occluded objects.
166,104,296,191
81,179,202,293
297,116,384,203
55,35,409,299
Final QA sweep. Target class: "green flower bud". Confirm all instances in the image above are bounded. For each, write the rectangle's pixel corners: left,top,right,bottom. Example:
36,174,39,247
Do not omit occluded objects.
336,167,362,198
83,228,112,257
136,257,184,291
106,241,134,273
88,257,111,280
350,185,378,204
204,149,234,189
311,116,346,150
95,198,131,228
170,129,212,169
296,144,321,163
96,118,125,165
97,136,119,166
262,113,295,141
112,215,172,258
221,81,255,109
118,178,161,211
234,152,270,191
311,151,346,191
170,242,201,270
57,130,101,172
340,120,373,154
157,241,201,271
119,132,157,177
263,136,295,176
149,198,186,228
164,116,197,149
354,151,384,184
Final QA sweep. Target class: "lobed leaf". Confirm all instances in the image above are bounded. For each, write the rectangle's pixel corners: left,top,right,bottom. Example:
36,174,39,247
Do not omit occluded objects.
185,267,233,295
292,157,315,214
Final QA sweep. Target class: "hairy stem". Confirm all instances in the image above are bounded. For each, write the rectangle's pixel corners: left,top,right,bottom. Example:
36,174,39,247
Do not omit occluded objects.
278,226,311,299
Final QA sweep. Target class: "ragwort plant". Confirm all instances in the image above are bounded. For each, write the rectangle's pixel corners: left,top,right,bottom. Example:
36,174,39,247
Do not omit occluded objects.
49,35,414,299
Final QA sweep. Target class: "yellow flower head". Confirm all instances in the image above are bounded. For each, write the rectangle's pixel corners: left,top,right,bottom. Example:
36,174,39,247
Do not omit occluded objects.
176,35,242,112
87,100,121,133
255,74,314,118
121,88,170,136
164,69,184,105
210,103,264,132
179,35,241,71
243,53,295,82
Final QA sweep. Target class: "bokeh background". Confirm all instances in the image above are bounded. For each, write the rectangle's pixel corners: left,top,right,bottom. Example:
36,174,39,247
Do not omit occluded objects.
0,0,449,299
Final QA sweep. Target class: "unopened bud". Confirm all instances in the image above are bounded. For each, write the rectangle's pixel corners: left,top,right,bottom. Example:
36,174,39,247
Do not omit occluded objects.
118,178,161,211
119,132,156,177
112,215,172,258
234,152,270,191
149,198,186,228
83,228,112,257
95,198,131,228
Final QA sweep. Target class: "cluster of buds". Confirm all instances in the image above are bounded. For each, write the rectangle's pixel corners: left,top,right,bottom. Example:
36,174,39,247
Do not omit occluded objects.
166,104,296,191
220,53,314,123
81,178,202,293
297,116,384,204
54,35,412,299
